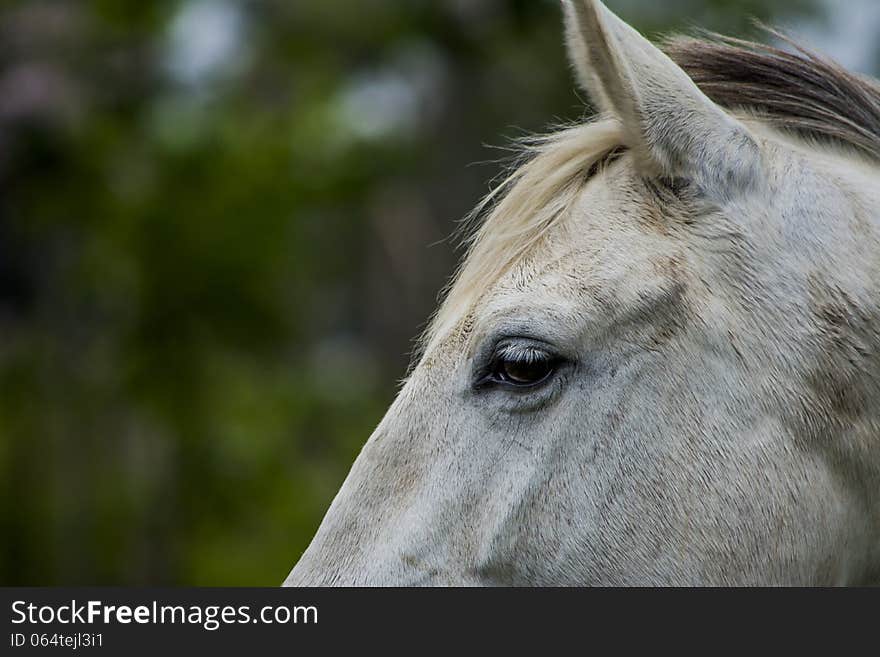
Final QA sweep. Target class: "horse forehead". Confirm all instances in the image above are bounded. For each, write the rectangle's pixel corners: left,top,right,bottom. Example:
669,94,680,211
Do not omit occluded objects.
484,223,675,329
466,143,874,340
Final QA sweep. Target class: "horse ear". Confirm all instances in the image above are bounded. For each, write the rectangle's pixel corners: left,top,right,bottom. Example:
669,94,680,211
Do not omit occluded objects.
562,0,761,195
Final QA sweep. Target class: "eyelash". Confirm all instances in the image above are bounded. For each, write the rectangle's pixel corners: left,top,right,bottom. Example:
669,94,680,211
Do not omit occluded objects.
495,344,546,366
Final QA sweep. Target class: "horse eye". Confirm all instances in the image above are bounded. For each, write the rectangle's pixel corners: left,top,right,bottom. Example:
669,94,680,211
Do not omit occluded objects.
490,346,557,387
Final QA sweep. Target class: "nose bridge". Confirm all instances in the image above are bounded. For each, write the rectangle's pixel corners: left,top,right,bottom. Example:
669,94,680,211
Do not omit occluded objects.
285,357,567,586
285,376,449,585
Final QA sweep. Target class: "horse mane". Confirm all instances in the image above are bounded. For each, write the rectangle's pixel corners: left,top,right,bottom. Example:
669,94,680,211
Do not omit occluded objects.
419,119,624,351
666,30,880,161
419,30,880,352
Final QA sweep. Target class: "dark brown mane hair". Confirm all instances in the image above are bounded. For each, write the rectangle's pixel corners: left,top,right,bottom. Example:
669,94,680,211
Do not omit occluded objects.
664,30,880,160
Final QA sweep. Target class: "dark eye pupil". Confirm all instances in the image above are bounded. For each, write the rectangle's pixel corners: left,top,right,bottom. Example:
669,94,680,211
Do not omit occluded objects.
499,356,551,385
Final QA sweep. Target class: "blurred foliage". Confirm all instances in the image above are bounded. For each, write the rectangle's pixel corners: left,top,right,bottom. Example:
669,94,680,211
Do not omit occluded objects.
0,0,827,585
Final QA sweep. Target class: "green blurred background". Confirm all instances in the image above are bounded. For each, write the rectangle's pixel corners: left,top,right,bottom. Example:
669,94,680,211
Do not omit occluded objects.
1,0,876,585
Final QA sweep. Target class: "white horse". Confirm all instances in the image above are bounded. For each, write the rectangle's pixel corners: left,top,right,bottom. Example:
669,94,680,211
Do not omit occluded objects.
286,0,880,585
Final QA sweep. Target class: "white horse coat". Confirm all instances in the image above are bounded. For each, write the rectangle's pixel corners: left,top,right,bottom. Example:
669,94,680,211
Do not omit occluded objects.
286,0,880,586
